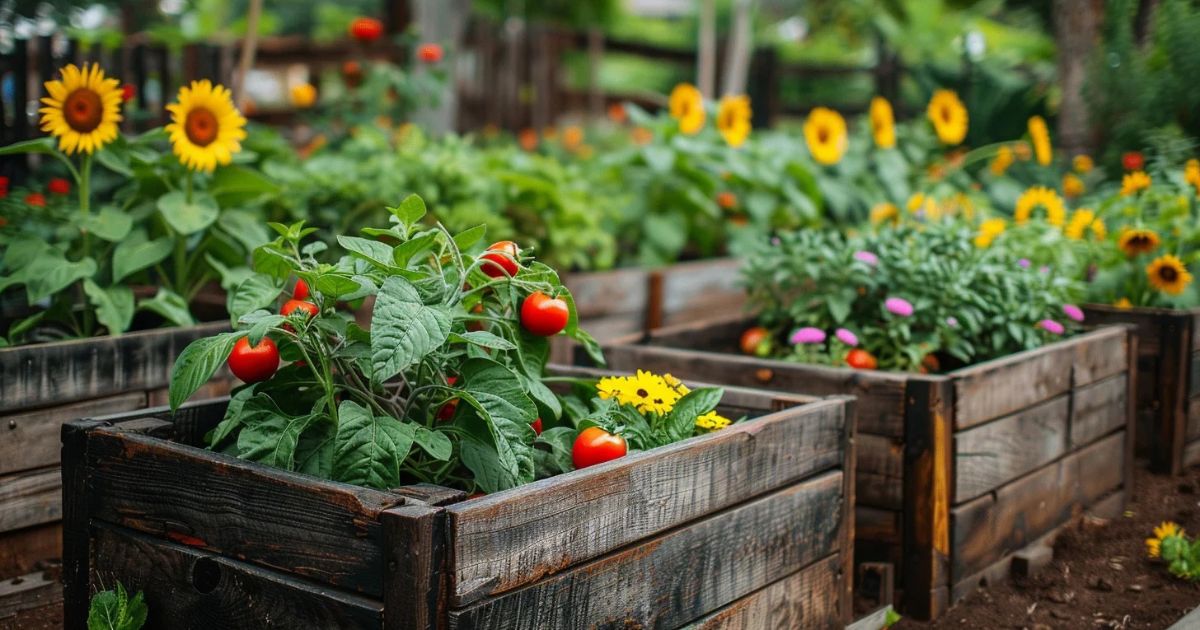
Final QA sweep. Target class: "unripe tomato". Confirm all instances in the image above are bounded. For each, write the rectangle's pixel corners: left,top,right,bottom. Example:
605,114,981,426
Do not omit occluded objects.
846,348,878,370
520,292,569,336
480,241,520,278
572,427,627,469
228,337,280,383
531,418,543,435
349,17,384,43
739,327,770,356
282,299,319,319
293,278,310,301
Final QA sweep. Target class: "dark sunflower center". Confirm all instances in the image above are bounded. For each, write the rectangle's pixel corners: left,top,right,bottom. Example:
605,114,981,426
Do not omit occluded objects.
817,127,829,144
636,388,649,398
184,107,219,147
63,89,103,133
1160,266,1179,281
1130,235,1150,249
941,106,953,124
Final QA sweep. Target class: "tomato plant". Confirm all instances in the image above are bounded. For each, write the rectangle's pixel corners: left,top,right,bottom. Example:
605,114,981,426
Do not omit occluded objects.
571,427,627,469
480,240,520,278
520,291,568,336
845,348,878,370
293,278,310,301
227,336,280,383
739,326,770,355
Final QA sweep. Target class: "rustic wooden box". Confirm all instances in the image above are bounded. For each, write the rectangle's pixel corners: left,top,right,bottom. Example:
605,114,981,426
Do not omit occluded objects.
589,316,1135,620
62,372,856,629
0,322,232,623
1084,304,1200,475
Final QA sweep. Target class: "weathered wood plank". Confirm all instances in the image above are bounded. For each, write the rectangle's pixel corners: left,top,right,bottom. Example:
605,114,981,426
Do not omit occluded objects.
1188,397,1200,442
62,419,104,630
1185,439,1200,469
447,399,847,603
0,570,60,620
1082,304,1166,355
954,395,1069,503
901,379,953,621
950,333,1080,430
1157,315,1191,474
846,605,897,630
381,506,444,630
1071,326,1128,387
0,392,147,476
85,427,403,596
857,434,903,510
448,471,844,630
1071,374,1128,448
563,267,648,321
1190,352,1200,397
0,523,60,579
680,555,843,630
90,523,383,629
0,467,60,534
658,258,745,329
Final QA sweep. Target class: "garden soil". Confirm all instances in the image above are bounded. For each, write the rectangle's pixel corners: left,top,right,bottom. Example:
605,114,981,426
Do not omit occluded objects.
896,464,1200,630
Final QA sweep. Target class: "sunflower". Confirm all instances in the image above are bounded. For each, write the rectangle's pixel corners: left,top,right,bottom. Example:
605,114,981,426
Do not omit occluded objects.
1065,209,1098,240
926,89,968,145
1014,186,1066,226
165,80,247,173
870,202,900,227
1074,154,1094,173
1027,115,1052,165
669,83,706,135
696,411,732,432
1121,170,1151,196
38,63,123,155
1147,521,1185,558
1147,255,1193,295
803,107,847,165
990,145,1014,176
1118,227,1160,257
869,96,895,149
974,218,1006,248
1062,173,1085,198
716,94,752,148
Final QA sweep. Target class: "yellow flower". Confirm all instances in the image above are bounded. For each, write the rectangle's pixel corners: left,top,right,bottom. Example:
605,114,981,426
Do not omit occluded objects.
662,373,690,396
165,80,247,172
597,376,638,407
1014,186,1066,226
1147,255,1193,295
1185,159,1200,194
1027,115,1052,165
629,370,682,415
1121,170,1151,196
990,146,1014,176
1147,521,1185,558
1147,537,1162,558
869,96,895,149
1062,173,1085,198
1118,227,1160,257
803,107,848,165
1115,297,1133,309
906,193,940,220
974,218,1006,248
716,94,752,148
669,83,706,135
38,63,123,155
696,411,732,432
1092,217,1107,239
1065,209,1098,240
290,83,317,108
870,202,899,226
926,89,968,145
1074,154,1094,173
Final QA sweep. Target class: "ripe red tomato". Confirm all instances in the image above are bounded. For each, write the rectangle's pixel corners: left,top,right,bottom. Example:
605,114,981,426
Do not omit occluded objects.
531,418,543,435
572,427,627,469
739,327,770,355
121,83,136,103
417,43,443,63
349,17,384,42
228,337,280,383
282,299,319,319
480,241,520,278
1122,151,1144,171
919,353,941,374
846,348,878,370
520,292,569,336
48,178,70,195
24,193,45,207
293,278,310,301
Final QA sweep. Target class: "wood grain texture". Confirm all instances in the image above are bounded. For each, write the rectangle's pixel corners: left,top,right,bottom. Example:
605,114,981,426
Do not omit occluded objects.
0,392,146,476
562,267,648,321
448,471,844,630
1189,351,1200,398
85,427,403,596
446,399,847,603
61,419,105,630
1158,316,1192,475
0,570,60,621
1187,396,1200,442
1071,374,1128,448
1071,326,1128,387
953,396,1069,503
680,555,843,630
901,379,953,621
0,523,60,578
0,467,60,533
381,506,444,630
657,258,746,329
857,434,903,510
90,523,383,630
1082,304,1168,356
950,336,1076,431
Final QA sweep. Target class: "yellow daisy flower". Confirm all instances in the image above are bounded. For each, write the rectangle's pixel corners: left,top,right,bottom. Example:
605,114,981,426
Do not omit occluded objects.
38,63,123,155
1147,255,1193,295
974,218,1006,248
1014,186,1066,226
716,94,752,148
1062,173,1085,198
1118,227,1160,257
803,107,848,166
1027,115,1052,165
669,83,706,135
1121,171,1151,196
869,96,896,149
696,411,732,432
165,80,247,172
1074,154,1094,173
990,145,1014,176
926,89,968,145
627,370,681,415
870,202,900,227
1064,209,1097,240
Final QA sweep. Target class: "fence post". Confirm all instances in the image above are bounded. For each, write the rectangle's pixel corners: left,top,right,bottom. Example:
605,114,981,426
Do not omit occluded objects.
746,47,778,129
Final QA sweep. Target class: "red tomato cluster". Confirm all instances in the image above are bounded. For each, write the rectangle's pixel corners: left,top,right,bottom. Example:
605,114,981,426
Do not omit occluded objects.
0,176,9,199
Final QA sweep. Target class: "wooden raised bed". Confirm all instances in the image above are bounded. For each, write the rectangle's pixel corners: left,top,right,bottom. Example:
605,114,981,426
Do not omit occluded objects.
0,322,232,623
62,370,856,629
1084,304,1200,475
589,315,1136,620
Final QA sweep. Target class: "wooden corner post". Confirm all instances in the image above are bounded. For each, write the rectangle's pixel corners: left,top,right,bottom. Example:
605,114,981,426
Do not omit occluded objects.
61,419,108,630
901,378,953,620
381,504,447,630
836,394,858,625
1156,313,1192,475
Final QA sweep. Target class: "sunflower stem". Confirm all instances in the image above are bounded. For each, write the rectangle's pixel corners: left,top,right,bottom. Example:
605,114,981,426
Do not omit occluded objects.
79,153,94,337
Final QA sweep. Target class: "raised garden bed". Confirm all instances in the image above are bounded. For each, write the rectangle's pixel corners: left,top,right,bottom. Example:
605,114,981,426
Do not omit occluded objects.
61,369,855,629
1083,304,1200,475
0,322,232,622
588,315,1136,621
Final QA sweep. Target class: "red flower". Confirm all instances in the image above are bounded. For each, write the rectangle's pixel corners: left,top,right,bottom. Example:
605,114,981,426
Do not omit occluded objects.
1122,151,1144,171
25,193,45,207
48,178,70,195
121,83,136,103
417,43,443,63
0,176,8,192
349,17,384,43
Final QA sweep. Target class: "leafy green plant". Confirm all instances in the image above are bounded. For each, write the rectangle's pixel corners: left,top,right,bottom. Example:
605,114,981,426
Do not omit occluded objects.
88,582,147,630
1146,521,1200,581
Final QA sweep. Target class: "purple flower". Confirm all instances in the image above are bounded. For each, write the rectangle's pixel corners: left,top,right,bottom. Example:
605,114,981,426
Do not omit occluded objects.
1018,258,1031,269
946,316,959,328
1062,304,1085,323
1038,319,1065,335
834,328,858,346
790,327,826,345
853,250,879,266
885,297,914,317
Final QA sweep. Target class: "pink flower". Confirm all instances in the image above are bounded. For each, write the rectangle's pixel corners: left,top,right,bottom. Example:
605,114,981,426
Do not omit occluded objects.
790,327,826,345
834,328,858,346
1062,304,1085,323
946,316,959,328
885,297,913,317
1038,319,1065,335
853,251,879,266
1018,258,1031,269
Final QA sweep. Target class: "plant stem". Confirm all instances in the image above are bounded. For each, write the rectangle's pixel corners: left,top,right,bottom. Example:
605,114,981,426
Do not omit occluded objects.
79,154,95,337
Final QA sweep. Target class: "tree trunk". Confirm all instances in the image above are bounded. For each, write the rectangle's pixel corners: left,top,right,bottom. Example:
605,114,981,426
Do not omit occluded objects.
1053,0,1103,156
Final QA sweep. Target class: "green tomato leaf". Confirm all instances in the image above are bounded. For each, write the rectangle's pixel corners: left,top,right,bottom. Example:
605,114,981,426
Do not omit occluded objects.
449,330,516,350
138,289,196,328
389,193,427,228
664,386,724,441
113,230,172,283
370,276,452,383
169,332,241,411
236,394,316,470
80,207,133,242
455,358,537,493
228,274,282,323
83,280,135,335
209,385,257,448
332,400,416,489
24,254,96,303
412,426,453,461
294,416,337,478
338,236,397,270
157,191,219,235
533,426,576,477
452,225,486,251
